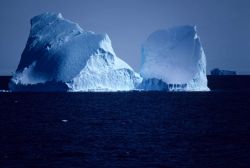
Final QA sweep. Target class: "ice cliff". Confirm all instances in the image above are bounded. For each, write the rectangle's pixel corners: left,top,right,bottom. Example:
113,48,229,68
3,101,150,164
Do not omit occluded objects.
140,26,209,91
9,12,142,92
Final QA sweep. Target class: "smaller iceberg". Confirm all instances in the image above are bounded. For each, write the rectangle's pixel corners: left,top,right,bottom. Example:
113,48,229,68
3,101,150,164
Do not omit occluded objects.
140,26,209,91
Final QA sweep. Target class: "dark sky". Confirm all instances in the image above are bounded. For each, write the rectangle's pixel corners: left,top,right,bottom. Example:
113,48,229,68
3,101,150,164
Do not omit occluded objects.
0,0,250,75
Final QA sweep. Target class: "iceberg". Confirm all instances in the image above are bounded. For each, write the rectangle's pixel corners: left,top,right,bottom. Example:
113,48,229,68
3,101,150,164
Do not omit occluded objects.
10,12,142,92
9,13,209,92
140,26,209,91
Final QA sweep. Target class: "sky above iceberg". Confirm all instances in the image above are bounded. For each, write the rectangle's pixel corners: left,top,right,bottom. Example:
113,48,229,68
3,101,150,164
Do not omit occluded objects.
0,0,250,75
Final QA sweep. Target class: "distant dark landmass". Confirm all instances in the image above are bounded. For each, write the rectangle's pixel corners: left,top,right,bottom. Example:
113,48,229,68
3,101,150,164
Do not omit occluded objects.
1,76,250,91
211,68,237,76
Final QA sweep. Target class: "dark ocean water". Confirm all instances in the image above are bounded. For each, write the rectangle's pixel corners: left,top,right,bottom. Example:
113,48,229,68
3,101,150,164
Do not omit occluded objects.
0,92,250,168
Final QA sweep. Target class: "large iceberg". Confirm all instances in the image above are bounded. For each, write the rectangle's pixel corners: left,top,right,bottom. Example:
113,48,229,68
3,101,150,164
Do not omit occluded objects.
10,12,142,92
140,26,209,91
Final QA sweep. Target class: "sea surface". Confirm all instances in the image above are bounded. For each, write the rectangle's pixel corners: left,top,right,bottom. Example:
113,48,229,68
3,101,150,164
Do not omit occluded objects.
0,91,250,168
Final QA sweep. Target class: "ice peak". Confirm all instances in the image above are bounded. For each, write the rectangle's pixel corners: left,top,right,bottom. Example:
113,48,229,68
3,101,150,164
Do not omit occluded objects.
31,12,63,26
99,33,116,56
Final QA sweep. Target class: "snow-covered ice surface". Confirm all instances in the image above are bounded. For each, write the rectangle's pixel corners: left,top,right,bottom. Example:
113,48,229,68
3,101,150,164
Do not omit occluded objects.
10,12,142,92
140,26,209,91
